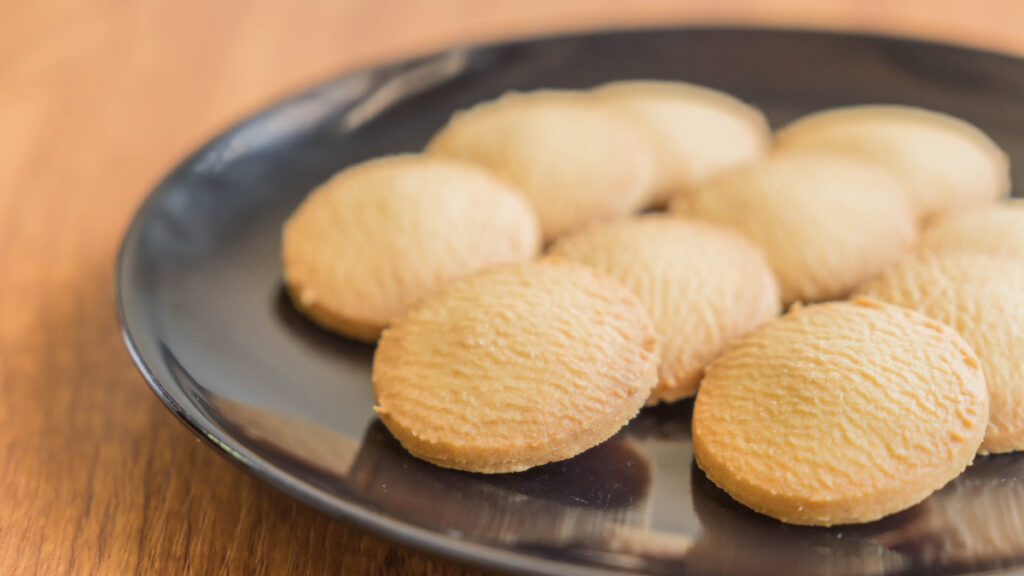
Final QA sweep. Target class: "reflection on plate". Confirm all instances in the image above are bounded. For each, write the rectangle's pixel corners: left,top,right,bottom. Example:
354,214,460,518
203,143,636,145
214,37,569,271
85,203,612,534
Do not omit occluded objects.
118,27,1024,575
348,421,652,545
875,455,1024,573
689,453,1024,576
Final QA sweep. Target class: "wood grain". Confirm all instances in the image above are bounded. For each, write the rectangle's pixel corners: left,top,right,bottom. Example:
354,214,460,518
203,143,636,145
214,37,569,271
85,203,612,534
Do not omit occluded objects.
1,1,1022,574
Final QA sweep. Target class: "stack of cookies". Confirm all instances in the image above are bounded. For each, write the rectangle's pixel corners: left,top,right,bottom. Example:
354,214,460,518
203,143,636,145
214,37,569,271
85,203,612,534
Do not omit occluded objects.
281,80,1021,526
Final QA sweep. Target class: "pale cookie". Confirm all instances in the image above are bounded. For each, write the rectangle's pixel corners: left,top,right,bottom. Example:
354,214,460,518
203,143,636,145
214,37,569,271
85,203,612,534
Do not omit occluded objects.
858,253,1024,454
282,154,540,342
549,216,779,404
590,80,770,206
921,200,1024,259
372,258,659,474
670,151,916,305
693,298,988,526
776,105,1010,221
425,90,655,242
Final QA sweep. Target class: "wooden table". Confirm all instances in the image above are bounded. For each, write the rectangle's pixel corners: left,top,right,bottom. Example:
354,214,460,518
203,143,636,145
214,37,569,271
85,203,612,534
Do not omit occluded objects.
3,1,1023,574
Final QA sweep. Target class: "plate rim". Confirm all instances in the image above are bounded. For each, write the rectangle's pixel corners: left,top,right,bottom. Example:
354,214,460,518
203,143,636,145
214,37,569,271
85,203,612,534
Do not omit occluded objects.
115,25,1024,576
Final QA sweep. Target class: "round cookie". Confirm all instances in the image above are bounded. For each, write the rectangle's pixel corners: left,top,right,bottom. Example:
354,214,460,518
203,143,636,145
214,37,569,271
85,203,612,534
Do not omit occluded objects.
590,80,770,206
776,105,1010,221
549,216,779,404
670,151,916,305
425,90,655,242
920,200,1024,259
282,154,540,342
372,258,660,473
693,298,989,526
858,253,1024,454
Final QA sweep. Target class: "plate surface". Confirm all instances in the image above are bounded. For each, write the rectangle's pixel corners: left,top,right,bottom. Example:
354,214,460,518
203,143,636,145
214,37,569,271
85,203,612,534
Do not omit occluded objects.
117,28,1024,576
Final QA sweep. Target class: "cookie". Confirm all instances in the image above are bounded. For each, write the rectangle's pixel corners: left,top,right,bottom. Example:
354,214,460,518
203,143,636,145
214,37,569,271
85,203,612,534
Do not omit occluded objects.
670,150,916,305
692,298,988,526
776,105,1010,221
549,215,779,404
590,80,770,206
281,154,540,342
425,90,655,242
372,258,660,473
858,253,1024,454
920,200,1024,259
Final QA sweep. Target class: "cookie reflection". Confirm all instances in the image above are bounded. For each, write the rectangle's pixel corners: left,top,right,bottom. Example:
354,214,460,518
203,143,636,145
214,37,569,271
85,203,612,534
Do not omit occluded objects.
211,396,361,478
688,453,1024,576
874,454,1024,572
687,461,909,576
346,421,652,547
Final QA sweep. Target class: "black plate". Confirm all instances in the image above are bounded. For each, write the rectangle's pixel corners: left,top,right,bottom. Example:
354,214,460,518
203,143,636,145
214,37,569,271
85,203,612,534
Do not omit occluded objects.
117,28,1024,576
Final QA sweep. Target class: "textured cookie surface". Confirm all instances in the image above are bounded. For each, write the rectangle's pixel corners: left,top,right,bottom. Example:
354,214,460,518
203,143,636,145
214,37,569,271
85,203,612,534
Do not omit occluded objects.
549,216,779,404
670,151,916,304
426,90,655,241
693,299,988,526
921,200,1024,259
282,154,540,341
590,80,770,206
858,253,1024,453
776,105,1010,220
372,259,660,473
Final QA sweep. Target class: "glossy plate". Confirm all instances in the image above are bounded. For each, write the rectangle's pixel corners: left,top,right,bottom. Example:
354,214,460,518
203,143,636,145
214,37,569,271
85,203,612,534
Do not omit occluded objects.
117,28,1024,576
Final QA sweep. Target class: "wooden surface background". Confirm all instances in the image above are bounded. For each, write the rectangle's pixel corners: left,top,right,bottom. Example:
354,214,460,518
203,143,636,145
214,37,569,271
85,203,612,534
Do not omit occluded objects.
2,1,1024,574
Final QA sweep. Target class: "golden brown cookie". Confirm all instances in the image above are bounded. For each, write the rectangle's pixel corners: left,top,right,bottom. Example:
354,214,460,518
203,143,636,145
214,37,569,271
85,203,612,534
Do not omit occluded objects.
920,200,1024,259
858,253,1024,454
590,80,770,206
549,215,779,404
372,258,660,473
425,90,655,242
776,105,1010,221
693,298,989,526
670,150,916,305
281,154,540,342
